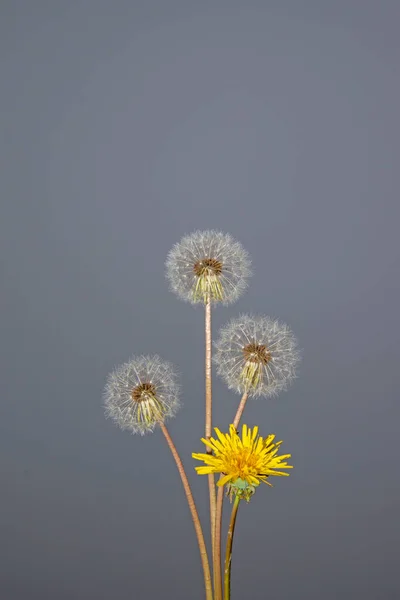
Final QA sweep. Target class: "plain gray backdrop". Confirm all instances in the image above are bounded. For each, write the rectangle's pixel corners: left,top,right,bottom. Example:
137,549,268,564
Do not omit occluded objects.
1,2,399,599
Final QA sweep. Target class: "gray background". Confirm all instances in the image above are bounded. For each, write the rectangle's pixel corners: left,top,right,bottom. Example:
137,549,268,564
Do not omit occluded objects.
1,2,399,599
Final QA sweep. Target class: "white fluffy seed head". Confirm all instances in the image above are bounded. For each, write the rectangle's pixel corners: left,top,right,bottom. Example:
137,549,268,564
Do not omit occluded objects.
165,230,252,306
103,355,181,435
213,315,300,398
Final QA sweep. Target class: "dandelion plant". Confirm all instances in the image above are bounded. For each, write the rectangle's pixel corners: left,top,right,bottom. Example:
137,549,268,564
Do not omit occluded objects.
103,230,300,600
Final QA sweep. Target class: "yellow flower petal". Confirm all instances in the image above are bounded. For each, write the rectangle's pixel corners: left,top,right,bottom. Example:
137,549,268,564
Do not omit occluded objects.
195,466,214,474
192,424,293,492
218,473,234,486
251,426,259,442
214,428,228,444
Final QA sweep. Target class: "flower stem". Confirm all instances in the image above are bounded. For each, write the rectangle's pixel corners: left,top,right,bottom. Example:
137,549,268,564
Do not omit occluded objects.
224,495,241,600
232,391,249,430
214,484,224,598
160,422,213,600
205,298,218,597
214,391,249,600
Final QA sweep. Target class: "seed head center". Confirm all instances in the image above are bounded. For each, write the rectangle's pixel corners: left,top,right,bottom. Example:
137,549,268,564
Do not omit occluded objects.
193,257,223,278
131,382,157,403
243,343,271,365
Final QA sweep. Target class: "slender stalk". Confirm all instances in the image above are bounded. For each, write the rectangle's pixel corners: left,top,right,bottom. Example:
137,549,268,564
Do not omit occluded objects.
224,495,241,600
205,297,218,596
214,391,249,600
232,391,249,430
214,484,224,598
160,422,213,600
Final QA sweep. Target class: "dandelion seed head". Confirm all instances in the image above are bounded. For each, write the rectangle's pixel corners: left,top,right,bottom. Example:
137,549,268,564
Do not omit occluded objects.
214,315,300,398
165,230,252,306
103,355,180,435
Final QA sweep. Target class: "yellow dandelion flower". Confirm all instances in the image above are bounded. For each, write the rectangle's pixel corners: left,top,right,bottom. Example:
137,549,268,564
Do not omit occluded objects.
192,424,293,500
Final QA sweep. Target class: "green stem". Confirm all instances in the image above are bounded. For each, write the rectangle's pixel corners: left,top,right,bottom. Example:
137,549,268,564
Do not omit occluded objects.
224,495,241,600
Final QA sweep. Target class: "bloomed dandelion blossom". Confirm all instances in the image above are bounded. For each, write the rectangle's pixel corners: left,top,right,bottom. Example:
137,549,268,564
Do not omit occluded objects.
104,355,180,435
192,424,293,501
165,230,252,305
214,314,300,398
